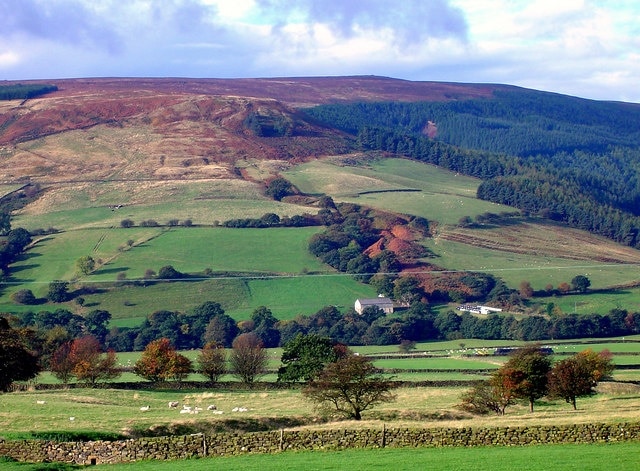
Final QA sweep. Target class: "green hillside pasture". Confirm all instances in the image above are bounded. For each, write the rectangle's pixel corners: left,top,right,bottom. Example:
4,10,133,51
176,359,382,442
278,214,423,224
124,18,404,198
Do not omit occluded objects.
422,237,640,293
284,157,513,225
90,226,328,280
84,443,640,471
3,226,364,321
85,274,375,326
4,227,164,299
535,289,640,316
13,179,315,231
374,357,502,371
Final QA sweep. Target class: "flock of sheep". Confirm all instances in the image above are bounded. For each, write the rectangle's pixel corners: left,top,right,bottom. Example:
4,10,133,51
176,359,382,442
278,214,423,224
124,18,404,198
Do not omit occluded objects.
135,402,249,415
33,399,248,420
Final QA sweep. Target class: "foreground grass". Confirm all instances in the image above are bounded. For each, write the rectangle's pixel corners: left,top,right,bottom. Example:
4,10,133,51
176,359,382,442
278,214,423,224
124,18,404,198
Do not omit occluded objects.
3,442,638,471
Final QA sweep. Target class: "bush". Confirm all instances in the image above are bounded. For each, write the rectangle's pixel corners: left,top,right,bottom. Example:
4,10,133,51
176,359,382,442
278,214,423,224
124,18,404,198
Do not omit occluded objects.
10,289,37,305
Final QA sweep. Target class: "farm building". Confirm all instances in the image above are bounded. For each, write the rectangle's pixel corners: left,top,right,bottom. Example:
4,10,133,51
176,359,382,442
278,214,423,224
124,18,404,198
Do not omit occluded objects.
456,305,503,315
355,297,394,314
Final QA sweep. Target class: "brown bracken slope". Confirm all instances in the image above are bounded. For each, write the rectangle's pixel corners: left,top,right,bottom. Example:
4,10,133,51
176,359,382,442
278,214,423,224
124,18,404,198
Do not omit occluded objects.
0,76,510,183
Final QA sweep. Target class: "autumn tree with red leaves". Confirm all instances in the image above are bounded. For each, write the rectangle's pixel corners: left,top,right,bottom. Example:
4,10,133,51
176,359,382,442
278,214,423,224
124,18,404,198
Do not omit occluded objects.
133,338,192,383
68,335,120,386
548,349,614,409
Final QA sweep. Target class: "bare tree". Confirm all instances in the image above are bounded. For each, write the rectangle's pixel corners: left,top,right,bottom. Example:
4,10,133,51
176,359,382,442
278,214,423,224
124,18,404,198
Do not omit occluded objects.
229,333,267,385
197,342,227,384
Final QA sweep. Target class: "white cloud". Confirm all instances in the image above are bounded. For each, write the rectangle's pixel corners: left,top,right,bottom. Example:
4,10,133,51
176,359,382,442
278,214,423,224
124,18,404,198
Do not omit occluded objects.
0,0,638,101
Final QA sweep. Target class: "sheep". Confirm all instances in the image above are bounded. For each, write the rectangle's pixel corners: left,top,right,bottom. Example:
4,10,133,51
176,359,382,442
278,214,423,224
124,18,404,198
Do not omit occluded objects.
194,407,203,412
211,410,224,415
140,406,150,412
179,409,191,414
69,417,75,421
168,401,179,408
36,400,46,405
206,404,217,411
182,405,192,411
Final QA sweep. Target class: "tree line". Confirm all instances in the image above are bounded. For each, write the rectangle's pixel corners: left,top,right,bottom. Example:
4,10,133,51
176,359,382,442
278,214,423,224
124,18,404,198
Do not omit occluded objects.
0,84,58,100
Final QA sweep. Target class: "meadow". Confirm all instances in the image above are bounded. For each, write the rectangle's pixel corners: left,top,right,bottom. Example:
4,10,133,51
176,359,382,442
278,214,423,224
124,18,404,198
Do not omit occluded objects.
3,443,640,471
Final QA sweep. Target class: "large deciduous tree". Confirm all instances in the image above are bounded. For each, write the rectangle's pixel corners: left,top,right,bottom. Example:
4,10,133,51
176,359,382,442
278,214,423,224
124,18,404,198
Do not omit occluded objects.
571,275,591,293
302,353,396,420
229,333,267,385
133,338,192,383
0,317,40,391
277,334,341,382
548,349,614,409
67,335,120,386
502,345,553,412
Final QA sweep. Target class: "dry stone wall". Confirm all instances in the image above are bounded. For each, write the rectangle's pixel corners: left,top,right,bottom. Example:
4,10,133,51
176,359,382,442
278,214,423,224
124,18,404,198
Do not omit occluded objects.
1,423,639,465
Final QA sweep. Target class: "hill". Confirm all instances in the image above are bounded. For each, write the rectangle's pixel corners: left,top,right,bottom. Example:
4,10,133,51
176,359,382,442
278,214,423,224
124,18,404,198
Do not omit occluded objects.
0,76,639,342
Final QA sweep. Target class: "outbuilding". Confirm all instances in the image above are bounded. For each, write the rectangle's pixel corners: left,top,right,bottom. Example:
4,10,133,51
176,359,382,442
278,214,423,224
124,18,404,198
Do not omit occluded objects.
355,297,394,315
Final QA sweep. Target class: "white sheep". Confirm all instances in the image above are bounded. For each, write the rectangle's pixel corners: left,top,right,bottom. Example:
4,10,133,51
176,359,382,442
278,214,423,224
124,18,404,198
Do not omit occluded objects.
69,417,75,421
179,409,191,414
36,400,46,405
140,406,150,411
168,401,179,408
206,404,217,411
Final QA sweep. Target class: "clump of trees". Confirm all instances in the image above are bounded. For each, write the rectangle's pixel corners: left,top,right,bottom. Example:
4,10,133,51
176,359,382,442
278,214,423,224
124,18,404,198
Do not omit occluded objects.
461,346,613,415
50,335,120,386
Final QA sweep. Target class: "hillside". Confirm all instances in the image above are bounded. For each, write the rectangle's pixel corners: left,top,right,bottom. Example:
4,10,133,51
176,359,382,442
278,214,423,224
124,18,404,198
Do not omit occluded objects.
0,76,639,333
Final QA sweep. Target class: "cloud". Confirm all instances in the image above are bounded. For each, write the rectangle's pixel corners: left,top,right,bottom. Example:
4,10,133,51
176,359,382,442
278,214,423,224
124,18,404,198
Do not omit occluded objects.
255,0,468,46
0,0,123,53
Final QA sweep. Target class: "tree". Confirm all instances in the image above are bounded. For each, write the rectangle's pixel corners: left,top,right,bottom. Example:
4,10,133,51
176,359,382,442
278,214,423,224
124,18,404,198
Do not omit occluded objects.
502,345,553,412
157,265,182,280
120,219,134,228
229,333,267,384
0,317,40,391
85,310,112,346
265,177,293,201
50,341,75,384
571,275,591,293
519,280,534,299
10,289,37,305
68,335,120,386
277,334,340,382
460,367,524,415
302,353,397,420
47,280,70,303
133,338,191,383
548,349,614,409
197,342,227,384
76,255,96,275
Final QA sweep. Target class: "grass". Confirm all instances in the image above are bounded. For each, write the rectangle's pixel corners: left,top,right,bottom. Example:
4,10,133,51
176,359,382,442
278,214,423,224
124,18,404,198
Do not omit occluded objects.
63,442,639,471
3,383,640,438
284,157,512,225
1,225,376,322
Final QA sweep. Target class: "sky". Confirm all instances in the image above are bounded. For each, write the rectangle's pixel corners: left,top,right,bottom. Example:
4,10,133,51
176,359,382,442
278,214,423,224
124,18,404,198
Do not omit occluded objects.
1,0,638,102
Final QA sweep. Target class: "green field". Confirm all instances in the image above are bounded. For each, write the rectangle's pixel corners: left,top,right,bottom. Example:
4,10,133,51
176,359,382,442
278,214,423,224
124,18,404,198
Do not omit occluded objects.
74,443,639,471
1,225,376,322
285,157,512,225
422,236,640,292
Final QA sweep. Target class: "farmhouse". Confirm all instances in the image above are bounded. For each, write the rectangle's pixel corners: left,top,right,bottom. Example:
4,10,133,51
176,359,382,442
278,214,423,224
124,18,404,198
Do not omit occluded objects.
456,304,503,315
355,297,394,315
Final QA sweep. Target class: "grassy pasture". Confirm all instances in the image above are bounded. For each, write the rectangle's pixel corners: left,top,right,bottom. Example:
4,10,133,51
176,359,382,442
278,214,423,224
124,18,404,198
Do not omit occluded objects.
422,235,640,292
3,382,640,439
13,179,313,231
284,157,513,225
2,226,375,322
77,443,640,471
